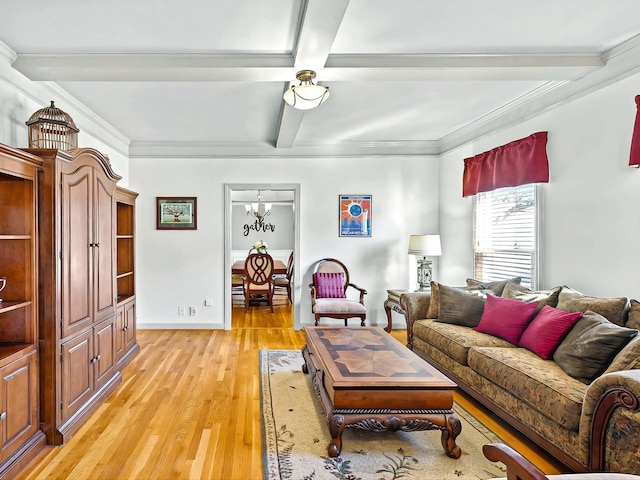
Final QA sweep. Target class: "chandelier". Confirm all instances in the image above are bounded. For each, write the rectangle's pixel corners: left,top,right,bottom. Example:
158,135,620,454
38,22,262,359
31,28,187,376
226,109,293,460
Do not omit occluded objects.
283,70,330,110
245,191,272,220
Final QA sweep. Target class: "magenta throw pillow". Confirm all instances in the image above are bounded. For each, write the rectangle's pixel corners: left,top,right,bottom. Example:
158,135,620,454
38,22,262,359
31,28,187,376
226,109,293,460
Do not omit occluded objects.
314,272,346,298
474,294,538,344
519,305,583,360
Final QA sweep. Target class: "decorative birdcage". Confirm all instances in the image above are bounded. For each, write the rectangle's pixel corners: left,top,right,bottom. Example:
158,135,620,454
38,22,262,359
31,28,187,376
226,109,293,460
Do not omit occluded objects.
25,101,79,151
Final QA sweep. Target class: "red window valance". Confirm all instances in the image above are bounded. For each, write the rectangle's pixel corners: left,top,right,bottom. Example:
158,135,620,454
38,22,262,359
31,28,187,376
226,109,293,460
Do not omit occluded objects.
629,95,640,168
463,131,549,197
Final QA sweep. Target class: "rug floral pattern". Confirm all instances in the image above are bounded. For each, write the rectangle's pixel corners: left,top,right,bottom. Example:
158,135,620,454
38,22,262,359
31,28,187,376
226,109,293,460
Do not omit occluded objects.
260,350,508,480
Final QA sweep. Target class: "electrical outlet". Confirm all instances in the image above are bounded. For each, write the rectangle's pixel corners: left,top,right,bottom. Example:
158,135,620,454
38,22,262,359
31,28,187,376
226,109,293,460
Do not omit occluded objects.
189,306,197,316
178,306,186,316
204,299,213,306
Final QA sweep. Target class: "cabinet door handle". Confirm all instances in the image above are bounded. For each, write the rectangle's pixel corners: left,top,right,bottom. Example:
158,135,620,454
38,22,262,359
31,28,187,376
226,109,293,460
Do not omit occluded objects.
96,354,101,361
0,412,6,421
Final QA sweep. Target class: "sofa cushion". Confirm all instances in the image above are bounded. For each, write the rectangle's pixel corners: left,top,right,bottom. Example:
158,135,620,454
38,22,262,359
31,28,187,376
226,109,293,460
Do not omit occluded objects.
466,276,521,296
605,335,640,374
626,299,640,330
501,282,562,312
556,287,630,326
434,284,487,327
413,319,513,365
518,306,583,360
313,272,345,298
468,346,586,431
553,311,638,383
474,294,538,344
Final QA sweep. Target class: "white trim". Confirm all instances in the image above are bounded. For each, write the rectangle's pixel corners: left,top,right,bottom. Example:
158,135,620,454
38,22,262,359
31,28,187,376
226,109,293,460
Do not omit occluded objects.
224,183,301,330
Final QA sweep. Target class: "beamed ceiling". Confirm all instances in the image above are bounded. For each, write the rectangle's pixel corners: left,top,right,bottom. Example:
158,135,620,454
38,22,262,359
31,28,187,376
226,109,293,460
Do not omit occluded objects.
1,0,640,158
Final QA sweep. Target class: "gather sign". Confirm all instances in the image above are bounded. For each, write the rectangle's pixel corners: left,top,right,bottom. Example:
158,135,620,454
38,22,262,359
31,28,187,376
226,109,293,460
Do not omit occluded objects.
243,218,275,236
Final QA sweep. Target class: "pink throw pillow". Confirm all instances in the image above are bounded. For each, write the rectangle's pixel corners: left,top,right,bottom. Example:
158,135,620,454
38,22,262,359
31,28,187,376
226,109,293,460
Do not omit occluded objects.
474,294,538,344
314,272,346,298
519,305,583,360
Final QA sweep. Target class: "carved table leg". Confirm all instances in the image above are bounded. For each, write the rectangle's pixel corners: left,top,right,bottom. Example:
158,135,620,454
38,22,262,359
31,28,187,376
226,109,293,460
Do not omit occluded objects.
327,414,346,457
383,300,393,332
301,344,309,374
440,414,462,459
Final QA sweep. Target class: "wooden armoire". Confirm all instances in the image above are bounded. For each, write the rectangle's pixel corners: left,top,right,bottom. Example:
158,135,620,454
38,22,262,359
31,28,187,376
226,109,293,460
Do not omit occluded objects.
25,147,139,445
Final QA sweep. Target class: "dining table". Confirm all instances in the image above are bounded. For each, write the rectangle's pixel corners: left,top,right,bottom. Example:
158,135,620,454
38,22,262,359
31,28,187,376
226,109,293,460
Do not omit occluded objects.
232,259,287,275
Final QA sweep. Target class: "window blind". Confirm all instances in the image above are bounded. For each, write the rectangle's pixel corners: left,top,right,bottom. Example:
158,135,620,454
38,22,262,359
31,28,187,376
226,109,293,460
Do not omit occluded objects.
473,184,537,289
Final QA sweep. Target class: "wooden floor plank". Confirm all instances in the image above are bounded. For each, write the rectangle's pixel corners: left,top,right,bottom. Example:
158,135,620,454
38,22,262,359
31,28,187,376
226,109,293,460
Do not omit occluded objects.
16,304,565,479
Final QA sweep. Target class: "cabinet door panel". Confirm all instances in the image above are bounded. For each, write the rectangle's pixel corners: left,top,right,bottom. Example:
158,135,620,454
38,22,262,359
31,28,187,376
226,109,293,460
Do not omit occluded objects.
94,318,116,390
94,173,116,323
115,305,125,360
0,351,38,461
61,331,93,420
61,165,93,339
124,301,136,353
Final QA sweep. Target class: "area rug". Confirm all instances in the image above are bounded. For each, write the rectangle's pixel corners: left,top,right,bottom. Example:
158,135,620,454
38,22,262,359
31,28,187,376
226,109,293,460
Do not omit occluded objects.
260,349,508,480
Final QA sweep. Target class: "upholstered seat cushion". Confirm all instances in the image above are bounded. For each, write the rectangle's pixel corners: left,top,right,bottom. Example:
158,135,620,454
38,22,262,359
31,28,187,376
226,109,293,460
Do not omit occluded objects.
413,319,513,365
468,346,586,431
313,298,366,314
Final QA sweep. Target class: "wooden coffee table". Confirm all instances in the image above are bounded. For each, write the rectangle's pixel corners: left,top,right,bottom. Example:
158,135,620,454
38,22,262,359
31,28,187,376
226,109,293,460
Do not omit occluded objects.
301,326,461,458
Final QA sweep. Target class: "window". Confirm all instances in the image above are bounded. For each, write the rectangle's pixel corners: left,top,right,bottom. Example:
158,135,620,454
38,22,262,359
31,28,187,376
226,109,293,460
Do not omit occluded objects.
473,184,539,289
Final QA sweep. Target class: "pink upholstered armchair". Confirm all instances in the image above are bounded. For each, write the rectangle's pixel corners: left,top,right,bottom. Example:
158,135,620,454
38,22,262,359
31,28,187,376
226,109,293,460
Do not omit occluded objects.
309,258,367,326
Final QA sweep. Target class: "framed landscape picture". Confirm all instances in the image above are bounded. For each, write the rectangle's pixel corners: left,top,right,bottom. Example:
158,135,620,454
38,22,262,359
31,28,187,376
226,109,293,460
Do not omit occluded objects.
339,194,372,237
156,197,197,230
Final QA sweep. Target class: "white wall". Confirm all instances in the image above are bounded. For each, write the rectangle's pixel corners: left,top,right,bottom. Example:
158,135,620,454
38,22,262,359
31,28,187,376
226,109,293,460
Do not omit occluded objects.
130,155,439,329
439,71,640,298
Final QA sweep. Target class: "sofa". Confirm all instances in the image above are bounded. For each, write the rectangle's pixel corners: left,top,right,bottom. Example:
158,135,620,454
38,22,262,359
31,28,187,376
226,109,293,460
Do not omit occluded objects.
401,280,640,474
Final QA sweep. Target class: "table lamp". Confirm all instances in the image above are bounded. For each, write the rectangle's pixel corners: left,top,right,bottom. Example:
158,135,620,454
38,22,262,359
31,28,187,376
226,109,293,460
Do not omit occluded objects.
408,235,442,290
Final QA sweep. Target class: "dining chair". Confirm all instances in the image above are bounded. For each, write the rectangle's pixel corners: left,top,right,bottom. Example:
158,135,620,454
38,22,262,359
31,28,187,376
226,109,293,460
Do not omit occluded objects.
231,273,245,304
244,252,275,313
273,251,293,304
309,258,367,326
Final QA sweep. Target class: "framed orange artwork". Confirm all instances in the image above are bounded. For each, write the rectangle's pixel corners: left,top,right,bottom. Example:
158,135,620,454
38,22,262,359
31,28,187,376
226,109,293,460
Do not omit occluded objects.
339,195,371,237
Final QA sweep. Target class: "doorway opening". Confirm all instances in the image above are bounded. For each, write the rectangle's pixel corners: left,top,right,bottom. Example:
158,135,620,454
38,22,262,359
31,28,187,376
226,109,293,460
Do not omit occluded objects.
224,183,300,330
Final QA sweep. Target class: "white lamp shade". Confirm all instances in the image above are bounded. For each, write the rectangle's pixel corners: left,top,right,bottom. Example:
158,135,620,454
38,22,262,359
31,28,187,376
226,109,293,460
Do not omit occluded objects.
283,85,330,110
408,235,442,256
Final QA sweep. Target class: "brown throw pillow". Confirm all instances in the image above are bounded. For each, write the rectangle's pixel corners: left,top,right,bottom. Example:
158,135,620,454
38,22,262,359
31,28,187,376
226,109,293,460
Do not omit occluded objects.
435,284,487,327
466,277,521,296
553,311,638,383
501,282,562,312
428,281,491,319
556,287,630,326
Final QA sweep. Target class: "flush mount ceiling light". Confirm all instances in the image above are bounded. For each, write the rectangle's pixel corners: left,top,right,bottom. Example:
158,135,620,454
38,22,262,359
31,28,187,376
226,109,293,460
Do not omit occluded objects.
283,70,330,110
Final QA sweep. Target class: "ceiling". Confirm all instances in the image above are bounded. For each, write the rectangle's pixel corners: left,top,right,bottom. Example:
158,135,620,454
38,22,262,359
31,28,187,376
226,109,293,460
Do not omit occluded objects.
2,0,640,158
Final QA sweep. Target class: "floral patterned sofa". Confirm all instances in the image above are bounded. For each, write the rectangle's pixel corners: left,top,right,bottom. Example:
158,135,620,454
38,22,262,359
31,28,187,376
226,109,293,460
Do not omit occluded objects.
401,280,640,474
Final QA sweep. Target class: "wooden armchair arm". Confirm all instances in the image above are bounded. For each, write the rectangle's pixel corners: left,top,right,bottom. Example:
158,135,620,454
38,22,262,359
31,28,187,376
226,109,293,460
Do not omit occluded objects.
309,283,317,307
482,443,548,480
348,283,367,304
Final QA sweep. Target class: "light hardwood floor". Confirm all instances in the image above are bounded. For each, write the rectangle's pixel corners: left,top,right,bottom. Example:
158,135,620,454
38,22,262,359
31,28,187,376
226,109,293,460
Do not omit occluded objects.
17,299,565,479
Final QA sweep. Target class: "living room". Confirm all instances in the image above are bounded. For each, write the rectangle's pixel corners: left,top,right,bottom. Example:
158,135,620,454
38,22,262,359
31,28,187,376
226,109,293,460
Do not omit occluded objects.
1,2,640,479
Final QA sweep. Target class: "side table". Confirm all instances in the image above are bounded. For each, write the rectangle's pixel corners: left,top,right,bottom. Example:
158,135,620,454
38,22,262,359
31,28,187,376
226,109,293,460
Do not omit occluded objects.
384,289,408,333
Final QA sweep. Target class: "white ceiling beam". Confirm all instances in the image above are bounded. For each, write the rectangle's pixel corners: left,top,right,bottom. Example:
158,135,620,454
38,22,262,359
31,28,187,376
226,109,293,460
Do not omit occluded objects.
293,0,350,70
12,52,602,82
275,0,350,149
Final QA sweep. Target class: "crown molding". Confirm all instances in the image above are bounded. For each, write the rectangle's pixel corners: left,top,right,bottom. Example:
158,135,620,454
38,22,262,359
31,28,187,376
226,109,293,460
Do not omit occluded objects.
0,39,16,64
439,33,640,154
